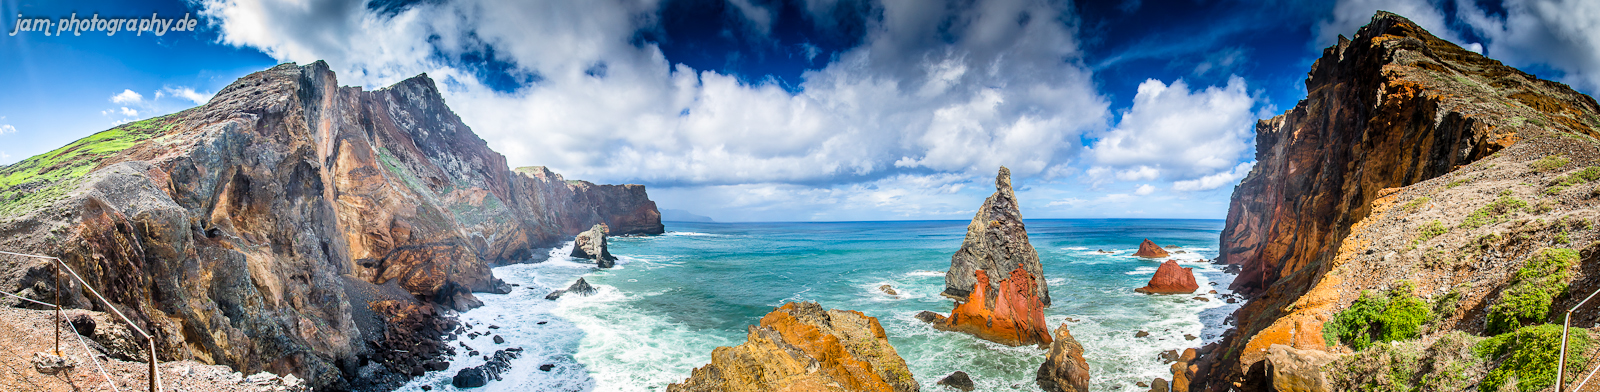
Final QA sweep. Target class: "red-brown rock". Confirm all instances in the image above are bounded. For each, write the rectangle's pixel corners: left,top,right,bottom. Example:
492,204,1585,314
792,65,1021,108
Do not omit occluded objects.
1133,239,1170,258
1136,260,1200,294
939,266,1052,346
935,167,1052,346
1037,324,1090,392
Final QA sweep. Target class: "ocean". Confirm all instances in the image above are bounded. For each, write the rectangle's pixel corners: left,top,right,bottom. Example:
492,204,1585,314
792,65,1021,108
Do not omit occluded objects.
399,219,1239,392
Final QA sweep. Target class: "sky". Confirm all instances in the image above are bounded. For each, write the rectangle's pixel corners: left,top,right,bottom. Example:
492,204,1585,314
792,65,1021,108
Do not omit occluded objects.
1,0,1598,222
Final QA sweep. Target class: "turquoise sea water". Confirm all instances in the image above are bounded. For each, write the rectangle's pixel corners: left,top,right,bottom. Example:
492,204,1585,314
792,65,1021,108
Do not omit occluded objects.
400,219,1238,392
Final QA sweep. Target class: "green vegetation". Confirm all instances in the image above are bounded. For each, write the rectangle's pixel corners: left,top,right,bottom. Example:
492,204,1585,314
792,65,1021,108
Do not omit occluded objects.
1324,283,1433,351
1432,284,1465,318
1486,248,1578,335
1414,220,1448,246
1475,324,1592,392
1328,331,1486,392
1530,155,1570,172
1461,196,1528,230
1547,166,1600,194
1446,178,1472,189
0,116,176,216
1400,196,1431,212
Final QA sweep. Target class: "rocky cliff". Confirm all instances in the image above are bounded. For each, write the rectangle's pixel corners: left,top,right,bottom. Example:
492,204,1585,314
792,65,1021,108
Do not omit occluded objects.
668,302,920,392
0,62,662,390
1196,12,1600,391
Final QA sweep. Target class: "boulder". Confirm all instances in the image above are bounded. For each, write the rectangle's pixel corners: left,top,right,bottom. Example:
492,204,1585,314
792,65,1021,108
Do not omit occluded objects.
880,285,898,296
937,371,975,391
1265,344,1337,392
1134,239,1170,258
937,167,1052,346
1036,324,1090,392
1148,378,1170,392
668,302,919,392
1135,260,1200,294
566,278,597,296
571,224,618,268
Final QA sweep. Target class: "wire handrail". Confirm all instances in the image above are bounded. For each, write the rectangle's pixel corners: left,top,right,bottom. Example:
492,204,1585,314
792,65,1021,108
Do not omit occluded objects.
1560,285,1600,392
0,250,161,392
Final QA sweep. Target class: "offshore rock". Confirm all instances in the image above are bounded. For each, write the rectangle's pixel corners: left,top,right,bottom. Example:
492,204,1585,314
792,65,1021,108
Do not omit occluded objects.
1036,324,1090,392
570,224,617,268
1135,260,1200,294
565,277,596,296
668,302,919,392
1133,239,1169,258
938,167,1051,346
0,62,662,389
1194,11,1600,391
937,371,975,391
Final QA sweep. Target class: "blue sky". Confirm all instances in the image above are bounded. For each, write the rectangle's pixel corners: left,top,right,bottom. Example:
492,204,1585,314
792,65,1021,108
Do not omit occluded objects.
2,0,1597,222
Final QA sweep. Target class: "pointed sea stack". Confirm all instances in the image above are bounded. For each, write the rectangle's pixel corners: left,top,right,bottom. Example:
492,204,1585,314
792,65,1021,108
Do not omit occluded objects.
933,167,1052,347
571,224,617,268
1133,239,1169,258
668,302,920,392
1135,260,1200,294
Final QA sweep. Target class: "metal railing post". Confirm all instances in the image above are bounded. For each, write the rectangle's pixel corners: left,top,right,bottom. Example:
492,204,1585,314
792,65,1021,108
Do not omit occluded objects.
0,250,161,392
1561,286,1600,392
54,259,61,356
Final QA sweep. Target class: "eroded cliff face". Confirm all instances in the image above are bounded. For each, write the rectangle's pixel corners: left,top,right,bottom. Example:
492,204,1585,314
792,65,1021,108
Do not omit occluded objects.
0,62,662,389
1196,12,1600,391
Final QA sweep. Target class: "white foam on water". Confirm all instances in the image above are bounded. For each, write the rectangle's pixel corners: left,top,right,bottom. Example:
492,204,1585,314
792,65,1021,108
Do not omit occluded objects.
661,231,721,237
904,270,945,277
554,284,738,392
395,262,599,392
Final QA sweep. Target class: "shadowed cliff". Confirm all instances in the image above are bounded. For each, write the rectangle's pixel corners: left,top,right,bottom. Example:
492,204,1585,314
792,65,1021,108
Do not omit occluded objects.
0,61,662,390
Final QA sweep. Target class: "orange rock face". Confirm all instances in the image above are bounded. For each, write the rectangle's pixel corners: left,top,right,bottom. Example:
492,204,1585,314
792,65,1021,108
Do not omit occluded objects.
1133,239,1169,258
941,267,1053,346
1195,11,1600,392
669,302,919,392
1135,260,1199,294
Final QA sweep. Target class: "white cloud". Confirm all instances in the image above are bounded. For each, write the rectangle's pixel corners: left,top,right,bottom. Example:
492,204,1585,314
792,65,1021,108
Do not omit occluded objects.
1173,161,1255,191
0,151,9,161
160,86,213,105
1316,0,1464,49
119,107,139,117
197,0,1109,189
1087,76,1256,181
1457,0,1600,93
0,124,14,135
110,89,144,105
1134,184,1155,195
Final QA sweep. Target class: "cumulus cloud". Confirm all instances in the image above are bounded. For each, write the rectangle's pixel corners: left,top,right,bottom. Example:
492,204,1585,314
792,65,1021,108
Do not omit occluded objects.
1458,0,1600,93
1173,161,1254,191
1087,76,1256,183
0,124,14,135
197,0,1109,189
159,86,214,105
1315,0,1471,49
1134,184,1155,195
110,89,144,105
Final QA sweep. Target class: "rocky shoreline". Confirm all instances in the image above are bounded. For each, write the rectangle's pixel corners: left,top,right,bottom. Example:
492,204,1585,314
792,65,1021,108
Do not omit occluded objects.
0,62,662,390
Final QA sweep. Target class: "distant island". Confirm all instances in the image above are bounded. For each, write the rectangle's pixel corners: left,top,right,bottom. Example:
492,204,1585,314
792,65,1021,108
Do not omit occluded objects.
661,208,715,222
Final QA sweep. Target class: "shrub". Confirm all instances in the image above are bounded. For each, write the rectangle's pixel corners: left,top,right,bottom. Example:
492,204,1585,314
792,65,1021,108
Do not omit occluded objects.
1531,155,1570,172
1461,196,1528,230
1328,331,1487,392
1414,220,1448,245
1324,283,1432,351
1475,324,1593,392
1447,178,1472,189
1486,248,1579,335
